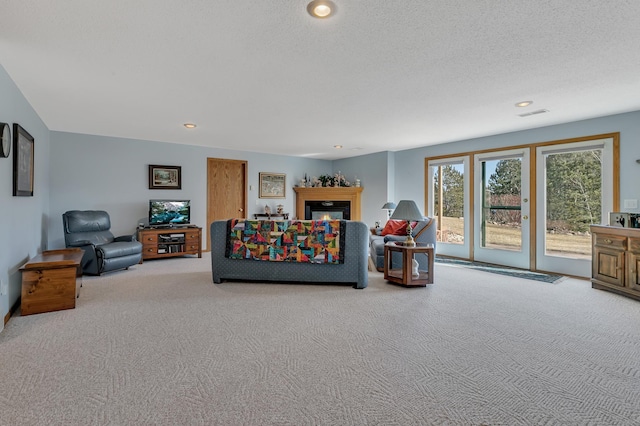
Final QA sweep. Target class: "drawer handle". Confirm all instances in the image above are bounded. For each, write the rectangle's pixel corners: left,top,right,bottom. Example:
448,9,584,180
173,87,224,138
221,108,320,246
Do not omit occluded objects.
603,238,612,244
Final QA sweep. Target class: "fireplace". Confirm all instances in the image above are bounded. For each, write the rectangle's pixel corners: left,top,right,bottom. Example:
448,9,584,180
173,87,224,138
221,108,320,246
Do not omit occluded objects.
305,200,351,220
293,187,363,221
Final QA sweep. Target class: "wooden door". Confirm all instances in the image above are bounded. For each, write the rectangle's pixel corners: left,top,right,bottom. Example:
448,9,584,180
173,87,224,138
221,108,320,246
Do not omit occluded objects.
206,158,247,251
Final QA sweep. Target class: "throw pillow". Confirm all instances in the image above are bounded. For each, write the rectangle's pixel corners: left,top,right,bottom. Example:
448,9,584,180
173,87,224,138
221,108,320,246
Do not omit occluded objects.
380,219,408,236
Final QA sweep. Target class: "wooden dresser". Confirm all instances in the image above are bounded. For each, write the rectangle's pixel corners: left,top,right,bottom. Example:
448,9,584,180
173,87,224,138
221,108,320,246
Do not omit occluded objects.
590,225,640,301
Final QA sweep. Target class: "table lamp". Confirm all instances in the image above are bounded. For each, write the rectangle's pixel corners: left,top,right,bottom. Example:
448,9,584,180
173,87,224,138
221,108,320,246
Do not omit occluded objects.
381,202,396,219
389,200,424,246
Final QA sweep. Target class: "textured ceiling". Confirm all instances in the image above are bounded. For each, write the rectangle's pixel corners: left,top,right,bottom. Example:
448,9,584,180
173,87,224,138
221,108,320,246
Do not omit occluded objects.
1,1,640,160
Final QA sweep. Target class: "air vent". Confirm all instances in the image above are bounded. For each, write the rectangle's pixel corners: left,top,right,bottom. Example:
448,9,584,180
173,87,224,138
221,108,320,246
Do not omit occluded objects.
518,109,549,117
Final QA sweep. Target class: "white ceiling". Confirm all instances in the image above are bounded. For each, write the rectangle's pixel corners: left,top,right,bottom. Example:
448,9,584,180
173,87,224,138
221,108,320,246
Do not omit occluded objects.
1,1,640,160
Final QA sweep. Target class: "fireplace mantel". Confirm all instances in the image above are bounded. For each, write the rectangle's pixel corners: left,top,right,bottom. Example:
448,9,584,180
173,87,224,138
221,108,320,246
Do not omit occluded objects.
293,187,363,221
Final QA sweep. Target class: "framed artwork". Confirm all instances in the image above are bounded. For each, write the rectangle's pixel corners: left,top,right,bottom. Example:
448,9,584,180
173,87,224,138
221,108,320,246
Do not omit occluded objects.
149,165,182,189
13,124,34,197
259,172,286,198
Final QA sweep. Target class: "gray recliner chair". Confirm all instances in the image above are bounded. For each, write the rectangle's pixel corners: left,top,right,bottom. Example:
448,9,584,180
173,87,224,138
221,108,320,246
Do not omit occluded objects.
62,210,143,275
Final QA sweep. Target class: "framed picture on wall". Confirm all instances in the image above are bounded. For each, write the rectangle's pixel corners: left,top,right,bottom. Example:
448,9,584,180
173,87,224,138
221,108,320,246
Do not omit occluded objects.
259,172,286,198
13,123,34,197
149,165,182,189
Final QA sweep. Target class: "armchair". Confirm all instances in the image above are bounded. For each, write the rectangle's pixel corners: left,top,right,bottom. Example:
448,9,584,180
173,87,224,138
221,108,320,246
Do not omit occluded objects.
62,210,143,275
369,217,437,272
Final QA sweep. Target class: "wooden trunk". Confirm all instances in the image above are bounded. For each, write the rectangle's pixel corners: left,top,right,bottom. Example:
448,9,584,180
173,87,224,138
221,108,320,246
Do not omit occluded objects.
20,248,83,316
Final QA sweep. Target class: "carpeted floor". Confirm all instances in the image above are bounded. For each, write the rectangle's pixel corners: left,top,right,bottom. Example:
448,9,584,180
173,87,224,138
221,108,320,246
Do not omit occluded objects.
1,253,639,425
435,257,566,283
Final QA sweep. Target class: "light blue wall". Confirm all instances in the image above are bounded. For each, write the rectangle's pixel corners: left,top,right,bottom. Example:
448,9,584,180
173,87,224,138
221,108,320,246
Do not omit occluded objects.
393,111,640,213
0,65,51,330
333,151,394,227
48,132,333,249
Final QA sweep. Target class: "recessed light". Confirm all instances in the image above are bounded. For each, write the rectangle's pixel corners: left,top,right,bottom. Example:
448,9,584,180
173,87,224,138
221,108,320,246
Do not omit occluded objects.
183,123,197,129
515,101,533,107
334,145,343,149
307,0,336,18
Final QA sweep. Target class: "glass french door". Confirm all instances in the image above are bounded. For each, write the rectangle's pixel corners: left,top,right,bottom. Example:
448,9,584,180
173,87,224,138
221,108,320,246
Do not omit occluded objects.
427,156,470,259
536,138,614,277
474,149,530,269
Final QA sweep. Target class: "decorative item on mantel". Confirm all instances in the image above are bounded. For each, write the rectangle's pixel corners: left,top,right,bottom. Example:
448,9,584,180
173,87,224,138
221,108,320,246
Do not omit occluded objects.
264,204,271,215
303,171,356,187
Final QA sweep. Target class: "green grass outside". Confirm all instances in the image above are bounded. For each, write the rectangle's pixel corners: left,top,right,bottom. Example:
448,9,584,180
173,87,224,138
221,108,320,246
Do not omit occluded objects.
437,216,591,259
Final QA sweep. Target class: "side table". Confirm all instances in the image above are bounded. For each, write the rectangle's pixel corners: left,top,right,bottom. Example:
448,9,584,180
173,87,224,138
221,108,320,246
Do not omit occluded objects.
19,248,84,315
384,242,435,286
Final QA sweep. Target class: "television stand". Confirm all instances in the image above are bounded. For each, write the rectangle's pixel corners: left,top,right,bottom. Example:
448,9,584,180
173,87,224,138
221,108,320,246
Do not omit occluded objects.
137,226,202,261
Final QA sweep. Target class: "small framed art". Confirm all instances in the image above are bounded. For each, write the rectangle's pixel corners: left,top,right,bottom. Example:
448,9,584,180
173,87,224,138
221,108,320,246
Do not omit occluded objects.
13,124,34,197
149,165,182,189
259,172,286,198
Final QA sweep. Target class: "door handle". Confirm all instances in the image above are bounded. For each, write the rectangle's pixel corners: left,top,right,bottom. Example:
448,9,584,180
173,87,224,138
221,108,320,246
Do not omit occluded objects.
238,208,244,212
523,215,529,220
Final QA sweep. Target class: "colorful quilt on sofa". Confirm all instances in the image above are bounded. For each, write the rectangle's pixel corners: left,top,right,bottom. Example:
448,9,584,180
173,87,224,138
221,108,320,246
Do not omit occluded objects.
225,219,346,264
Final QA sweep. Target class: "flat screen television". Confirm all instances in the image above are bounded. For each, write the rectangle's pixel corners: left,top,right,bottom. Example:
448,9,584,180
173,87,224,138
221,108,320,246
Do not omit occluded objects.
149,200,191,227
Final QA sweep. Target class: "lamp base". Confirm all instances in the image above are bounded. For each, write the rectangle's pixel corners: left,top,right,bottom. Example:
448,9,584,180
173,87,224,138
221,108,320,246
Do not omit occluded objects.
404,223,415,246
403,236,416,247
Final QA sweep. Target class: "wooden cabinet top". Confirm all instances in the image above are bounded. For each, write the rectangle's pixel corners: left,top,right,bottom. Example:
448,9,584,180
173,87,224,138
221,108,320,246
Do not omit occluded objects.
590,225,640,237
20,248,84,271
139,226,201,233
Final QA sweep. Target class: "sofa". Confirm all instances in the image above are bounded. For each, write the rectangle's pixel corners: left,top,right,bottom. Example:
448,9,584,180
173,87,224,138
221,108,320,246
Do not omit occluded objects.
210,219,369,289
369,218,437,272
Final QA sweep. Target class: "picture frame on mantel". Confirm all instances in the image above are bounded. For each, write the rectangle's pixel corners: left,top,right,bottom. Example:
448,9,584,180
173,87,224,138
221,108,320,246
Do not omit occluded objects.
13,123,34,197
149,165,182,189
259,172,286,198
